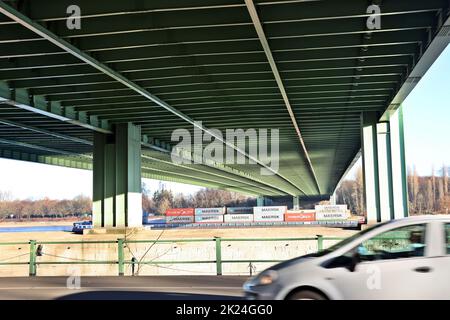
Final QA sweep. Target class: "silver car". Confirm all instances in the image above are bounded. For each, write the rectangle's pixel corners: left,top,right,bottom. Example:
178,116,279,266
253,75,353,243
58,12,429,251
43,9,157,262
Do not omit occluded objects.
243,215,450,300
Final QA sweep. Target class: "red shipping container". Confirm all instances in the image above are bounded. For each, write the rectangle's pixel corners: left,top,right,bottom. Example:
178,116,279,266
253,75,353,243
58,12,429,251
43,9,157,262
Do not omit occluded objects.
165,208,195,216
284,212,315,222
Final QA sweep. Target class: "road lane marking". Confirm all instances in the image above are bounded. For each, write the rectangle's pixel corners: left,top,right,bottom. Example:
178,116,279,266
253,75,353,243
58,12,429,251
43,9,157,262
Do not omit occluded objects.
0,286,242,290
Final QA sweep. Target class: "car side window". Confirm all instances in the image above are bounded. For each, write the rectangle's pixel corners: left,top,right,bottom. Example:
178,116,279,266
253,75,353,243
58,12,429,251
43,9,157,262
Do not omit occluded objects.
445,224,450,255
355,224,426,261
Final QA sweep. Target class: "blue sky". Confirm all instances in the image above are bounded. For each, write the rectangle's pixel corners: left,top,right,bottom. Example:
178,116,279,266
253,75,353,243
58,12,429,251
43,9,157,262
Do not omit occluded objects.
345,44,450,179
0,46,449,200
403,46,450,175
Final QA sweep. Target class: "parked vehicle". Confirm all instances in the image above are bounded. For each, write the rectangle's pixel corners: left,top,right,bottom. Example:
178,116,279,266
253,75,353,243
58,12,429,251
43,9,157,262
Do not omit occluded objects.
72,220,93,234
243,215,450,300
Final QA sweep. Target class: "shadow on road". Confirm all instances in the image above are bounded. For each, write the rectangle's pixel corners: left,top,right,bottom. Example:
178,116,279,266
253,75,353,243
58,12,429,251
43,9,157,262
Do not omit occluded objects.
56,291,243,300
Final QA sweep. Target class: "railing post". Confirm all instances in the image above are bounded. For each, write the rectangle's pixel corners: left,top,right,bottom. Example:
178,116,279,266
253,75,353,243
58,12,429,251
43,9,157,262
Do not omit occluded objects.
118,238,124,276
131,257,137,276
215,237,222,276
29,240,37,276
317,235,324,252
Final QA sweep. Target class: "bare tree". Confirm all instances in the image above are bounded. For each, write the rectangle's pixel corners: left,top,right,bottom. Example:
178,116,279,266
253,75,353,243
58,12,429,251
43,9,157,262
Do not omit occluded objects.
444,165,449,196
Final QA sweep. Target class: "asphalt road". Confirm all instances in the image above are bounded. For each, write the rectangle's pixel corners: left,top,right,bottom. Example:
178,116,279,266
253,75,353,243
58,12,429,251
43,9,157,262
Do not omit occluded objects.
0,276,248,300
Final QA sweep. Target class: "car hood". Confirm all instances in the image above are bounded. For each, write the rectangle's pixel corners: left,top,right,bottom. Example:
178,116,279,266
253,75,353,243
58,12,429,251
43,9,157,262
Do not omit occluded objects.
268,252,320,271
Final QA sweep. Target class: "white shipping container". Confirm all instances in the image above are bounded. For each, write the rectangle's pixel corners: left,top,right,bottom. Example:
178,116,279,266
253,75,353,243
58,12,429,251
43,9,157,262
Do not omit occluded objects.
226,207,253,214
195,207,225,215
254,212,284,222
253,206,287,215
224,214,254,223
194,214,224,223
315,205,347,214
166,215,194,224
315,212,349,220
315,205,349,220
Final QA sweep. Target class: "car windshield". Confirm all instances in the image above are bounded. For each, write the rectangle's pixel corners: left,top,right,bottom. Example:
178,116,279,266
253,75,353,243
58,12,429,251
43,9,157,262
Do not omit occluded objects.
317,221,393,255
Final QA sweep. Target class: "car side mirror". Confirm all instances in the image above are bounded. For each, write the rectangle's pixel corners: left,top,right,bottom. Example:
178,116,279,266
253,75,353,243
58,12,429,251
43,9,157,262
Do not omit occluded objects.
346,252,361,272
321,253,359,271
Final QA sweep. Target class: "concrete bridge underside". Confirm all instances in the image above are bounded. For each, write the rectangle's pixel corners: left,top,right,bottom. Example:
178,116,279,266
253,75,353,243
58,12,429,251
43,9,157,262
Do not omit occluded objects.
0,0,449,227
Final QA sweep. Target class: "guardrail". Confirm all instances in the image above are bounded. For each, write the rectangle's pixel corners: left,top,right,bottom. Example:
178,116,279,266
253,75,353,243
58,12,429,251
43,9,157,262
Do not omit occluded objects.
0,235,346,276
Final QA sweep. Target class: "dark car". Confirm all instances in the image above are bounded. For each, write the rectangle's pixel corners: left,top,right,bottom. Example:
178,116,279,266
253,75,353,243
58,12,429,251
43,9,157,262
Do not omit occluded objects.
72,221,93,234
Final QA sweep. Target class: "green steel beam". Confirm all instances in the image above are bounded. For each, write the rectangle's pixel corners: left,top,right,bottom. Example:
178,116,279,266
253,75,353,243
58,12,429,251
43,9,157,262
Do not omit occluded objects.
0,81,111,134
0,148,92,170
0,137,90,158
10,66,405,90
0,118,92,145
141,153,282,196
141,136,308,196
0,0,306,196
141,170,262,196
0,3,439,43
0,0,445,24
142,165,261,196
0,29,424,62
45,88,393,106
0,55,411,82
0,1,446,198
0,46,417,76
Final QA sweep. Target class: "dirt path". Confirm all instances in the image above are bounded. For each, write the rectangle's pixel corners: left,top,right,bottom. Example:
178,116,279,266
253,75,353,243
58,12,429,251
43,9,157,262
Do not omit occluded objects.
0,225,358,243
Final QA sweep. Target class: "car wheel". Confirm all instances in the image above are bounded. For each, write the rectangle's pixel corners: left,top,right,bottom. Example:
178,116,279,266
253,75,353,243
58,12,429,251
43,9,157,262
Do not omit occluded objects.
288,290,326,300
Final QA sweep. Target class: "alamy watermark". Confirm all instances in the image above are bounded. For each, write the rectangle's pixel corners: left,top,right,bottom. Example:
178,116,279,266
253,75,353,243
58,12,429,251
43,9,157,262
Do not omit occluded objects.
170,122,279,176
366,265,381,290
367,5,381,30
66,5,81,30
66,267,81,289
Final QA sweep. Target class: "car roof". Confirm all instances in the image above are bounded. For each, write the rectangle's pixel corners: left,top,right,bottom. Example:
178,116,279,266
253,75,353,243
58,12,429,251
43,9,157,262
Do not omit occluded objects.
400,214,450,221
382,215,450,226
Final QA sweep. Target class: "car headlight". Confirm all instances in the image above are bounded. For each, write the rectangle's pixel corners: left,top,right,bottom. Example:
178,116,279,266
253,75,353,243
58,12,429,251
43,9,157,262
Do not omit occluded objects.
256,270,278,286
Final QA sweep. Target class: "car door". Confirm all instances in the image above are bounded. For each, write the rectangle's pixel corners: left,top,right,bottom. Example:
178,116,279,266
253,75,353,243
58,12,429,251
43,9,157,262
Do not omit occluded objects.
329,222,438,299
423,221,450,299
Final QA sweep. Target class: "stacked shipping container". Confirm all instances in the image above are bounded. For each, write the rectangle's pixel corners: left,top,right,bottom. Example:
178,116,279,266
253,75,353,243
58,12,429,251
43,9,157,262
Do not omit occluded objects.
194,207,225,223
165,208,194,224
284,209,316,222
253,206,286,222
224,207,253,222
162,205,352,225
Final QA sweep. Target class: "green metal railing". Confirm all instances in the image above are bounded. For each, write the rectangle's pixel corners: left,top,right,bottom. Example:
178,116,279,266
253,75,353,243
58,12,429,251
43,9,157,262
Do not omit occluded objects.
0,236,343,276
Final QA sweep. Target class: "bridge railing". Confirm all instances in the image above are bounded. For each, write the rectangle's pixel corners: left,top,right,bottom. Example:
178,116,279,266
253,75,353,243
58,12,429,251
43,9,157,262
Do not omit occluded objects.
0,236,346,276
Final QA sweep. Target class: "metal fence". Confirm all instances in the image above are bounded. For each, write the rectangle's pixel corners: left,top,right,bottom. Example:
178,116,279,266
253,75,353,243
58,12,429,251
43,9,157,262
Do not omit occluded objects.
0,235,344,276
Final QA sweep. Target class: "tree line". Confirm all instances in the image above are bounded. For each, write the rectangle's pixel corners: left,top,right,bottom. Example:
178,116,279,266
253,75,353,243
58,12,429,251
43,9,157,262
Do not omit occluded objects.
2,165,448,220
143,183,256,215
0,183,256,219
336,165,450,215
0,194,91,220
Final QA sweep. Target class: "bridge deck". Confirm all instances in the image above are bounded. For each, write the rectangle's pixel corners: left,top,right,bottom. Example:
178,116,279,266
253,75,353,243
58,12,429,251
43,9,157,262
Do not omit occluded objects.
0,0,449,197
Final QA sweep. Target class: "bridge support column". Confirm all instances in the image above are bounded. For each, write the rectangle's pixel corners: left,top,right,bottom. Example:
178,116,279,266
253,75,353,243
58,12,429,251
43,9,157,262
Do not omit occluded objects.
93,123,142,229
389,106,409,219
362,112,381,224
329,193,336,205
377,122,394,221
256,196,265,206
362,107,409,223
293,196,300,210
